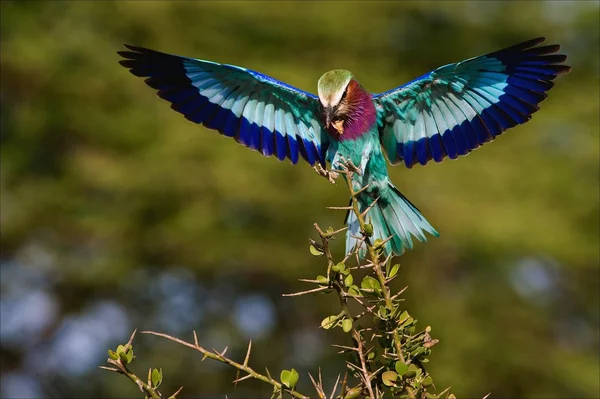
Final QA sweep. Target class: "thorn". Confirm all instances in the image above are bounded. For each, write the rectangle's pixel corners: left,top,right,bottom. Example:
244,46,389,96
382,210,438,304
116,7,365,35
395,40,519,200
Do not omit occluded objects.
243,340,252,367
212,346,228,357
171,386,184,398
482,393,492,399
193,330,200,348
125,328,137,350
147,368,152,386
98,366,120,373
331,344,359,352
282,286,330,297
233,373,254,384
326,206,353,211
329,374,341,399
307,373,323,399
360,197,380,218
353,183,371,196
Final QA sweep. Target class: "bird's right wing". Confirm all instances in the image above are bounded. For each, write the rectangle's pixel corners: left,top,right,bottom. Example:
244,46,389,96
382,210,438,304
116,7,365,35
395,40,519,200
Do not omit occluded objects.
118,45,329,166
373,38,571,168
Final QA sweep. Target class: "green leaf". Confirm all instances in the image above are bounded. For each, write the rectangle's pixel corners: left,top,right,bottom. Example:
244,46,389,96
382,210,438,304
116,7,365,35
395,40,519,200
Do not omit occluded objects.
361,276,380,291
280,370,291,387
321,315,338,329
331,263,343,272
395,361,408,375
116,345,126,355
288,368,299,389
316,275,328,285
151,368,163,388
348,285,360,296
382,370,398,386
422,376,433,387
397,311,410,324
342,318,352,333
344,274,353,287
367,351,376,360
403,364,418,378
389,264,400,278
309,244,324,256
107,350,119,360
363,222,373,237
281,369,299,389
343,387,363,399
378,305,389,318
125,348,134,363
118,350,129,363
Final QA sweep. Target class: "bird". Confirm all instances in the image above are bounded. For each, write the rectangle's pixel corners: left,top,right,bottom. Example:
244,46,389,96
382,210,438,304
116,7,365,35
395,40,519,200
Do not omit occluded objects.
118,37,570,258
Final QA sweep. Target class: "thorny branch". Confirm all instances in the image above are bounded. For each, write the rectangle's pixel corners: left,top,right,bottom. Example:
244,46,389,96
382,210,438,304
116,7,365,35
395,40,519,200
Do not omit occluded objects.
101,159,463,399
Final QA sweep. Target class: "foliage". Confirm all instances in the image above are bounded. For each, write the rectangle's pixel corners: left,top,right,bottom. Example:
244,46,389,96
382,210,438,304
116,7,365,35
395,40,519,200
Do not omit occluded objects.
102,161,463,399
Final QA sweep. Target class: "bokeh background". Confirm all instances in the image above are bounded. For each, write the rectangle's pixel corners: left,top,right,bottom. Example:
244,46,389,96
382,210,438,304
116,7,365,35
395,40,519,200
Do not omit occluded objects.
1,1,599,398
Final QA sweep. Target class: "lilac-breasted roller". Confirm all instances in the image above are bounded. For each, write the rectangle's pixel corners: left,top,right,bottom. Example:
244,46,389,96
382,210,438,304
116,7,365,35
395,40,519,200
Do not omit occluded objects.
118,37,570,258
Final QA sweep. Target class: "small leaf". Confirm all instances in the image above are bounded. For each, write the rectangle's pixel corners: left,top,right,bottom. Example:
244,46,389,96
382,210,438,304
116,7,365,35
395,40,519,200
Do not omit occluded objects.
342,318,352,333
389,264,400,278
116,345,126,355
395,361,408,375
125,348,134,363
378,305,389,318
343,387,363,399
363,223,373,237
331,263,343,272
367,351,375,360
344,274,353,287
361,276,380,291
118,350,129,363
316,275,329,285
411,347,426,357
309,244,324,256
107,350,119,360
321,316,338,329
382,371,398,386
348,285,360,296
288,368,299,389
403,364,418,378
397,311,410,324
425,325,432,333
422,376,433,387
151,368,163,388
280,370,291,387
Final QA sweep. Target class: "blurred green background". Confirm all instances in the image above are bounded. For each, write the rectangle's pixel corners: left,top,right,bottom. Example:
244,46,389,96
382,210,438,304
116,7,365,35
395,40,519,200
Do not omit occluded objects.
1,1,599,398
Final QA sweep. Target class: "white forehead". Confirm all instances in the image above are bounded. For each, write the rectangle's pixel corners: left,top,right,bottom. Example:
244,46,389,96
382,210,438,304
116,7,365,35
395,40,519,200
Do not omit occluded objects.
317,76,352,107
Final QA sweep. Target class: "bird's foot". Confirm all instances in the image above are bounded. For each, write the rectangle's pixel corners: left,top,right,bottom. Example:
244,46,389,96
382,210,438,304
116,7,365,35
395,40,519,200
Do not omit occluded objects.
313,163,339,184
338,156,362,176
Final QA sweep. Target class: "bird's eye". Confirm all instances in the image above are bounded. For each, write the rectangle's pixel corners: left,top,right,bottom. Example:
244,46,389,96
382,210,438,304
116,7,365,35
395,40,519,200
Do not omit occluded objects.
340,90,348,101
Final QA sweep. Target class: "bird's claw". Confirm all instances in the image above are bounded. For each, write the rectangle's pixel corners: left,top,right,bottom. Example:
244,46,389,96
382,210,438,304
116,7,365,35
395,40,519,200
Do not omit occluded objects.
313,163,339,184
338,156,362,175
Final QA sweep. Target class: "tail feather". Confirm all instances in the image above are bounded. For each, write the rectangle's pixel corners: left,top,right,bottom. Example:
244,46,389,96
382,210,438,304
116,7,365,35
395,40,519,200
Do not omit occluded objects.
345,182,438,257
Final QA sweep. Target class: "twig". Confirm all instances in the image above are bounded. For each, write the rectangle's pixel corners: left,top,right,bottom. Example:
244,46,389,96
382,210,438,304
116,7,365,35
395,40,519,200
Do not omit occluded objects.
141,331,310,399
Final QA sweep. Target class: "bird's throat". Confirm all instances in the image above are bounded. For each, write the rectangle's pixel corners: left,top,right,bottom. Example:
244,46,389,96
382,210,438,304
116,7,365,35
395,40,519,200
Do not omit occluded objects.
332,80,377,141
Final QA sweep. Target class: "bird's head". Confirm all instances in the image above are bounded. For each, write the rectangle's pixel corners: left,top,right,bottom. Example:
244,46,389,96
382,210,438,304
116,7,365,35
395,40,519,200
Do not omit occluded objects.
317,69,353,135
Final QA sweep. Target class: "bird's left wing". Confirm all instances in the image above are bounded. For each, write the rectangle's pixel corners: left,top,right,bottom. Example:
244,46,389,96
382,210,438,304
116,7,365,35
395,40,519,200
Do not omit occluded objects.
118,45,328,166
373,37,570,168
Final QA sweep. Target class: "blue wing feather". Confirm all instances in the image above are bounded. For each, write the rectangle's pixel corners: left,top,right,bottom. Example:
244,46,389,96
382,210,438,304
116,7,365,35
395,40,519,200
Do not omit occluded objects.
118,45,328,166
374,37,570,167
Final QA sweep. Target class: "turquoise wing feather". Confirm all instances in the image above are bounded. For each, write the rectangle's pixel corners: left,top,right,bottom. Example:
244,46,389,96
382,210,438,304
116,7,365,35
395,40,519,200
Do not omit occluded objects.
118,45,328,166
374,37,571,168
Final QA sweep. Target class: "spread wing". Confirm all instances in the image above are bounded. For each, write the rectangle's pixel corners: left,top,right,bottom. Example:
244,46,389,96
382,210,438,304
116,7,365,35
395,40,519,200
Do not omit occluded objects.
374,37,571,168
118,45,328,166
